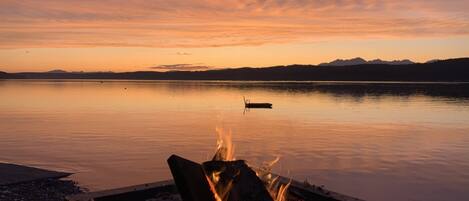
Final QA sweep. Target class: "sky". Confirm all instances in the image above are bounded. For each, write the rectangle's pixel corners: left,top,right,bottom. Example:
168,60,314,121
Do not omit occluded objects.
1,0,469,72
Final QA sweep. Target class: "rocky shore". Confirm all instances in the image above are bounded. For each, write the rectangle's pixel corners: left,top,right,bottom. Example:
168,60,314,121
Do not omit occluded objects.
0,163,83,201
0,178,83,201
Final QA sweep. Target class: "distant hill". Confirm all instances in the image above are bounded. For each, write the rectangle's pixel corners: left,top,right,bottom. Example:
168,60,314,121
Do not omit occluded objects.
425,59,441,64
319,57,415,66
3,57,469,81
0,71,13,79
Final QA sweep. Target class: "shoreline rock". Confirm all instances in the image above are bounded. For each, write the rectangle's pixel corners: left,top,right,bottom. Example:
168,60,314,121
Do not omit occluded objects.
0,163,83,201
0,178,83,201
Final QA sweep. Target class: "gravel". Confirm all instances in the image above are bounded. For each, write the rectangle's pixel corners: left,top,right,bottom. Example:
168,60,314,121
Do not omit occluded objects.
0,178,83,201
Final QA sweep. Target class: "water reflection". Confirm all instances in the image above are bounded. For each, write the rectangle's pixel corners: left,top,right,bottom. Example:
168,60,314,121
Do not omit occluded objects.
0,80,468,201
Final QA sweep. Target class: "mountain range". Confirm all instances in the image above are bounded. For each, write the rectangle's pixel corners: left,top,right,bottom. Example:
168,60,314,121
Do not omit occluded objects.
319,57,415,66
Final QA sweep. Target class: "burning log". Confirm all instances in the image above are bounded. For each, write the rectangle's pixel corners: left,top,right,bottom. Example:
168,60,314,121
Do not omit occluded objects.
167,128,289,201
167,155,217,201
203,160,274,201
167,155,274,201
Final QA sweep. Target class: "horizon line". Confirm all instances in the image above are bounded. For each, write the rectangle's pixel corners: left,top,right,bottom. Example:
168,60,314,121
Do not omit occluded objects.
3,56,468,74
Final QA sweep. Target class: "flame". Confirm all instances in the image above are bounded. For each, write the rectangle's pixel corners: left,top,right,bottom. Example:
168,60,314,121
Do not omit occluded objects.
213,127,235,161
206,127,236,201
257,156,280,188
208,127,290,201
257,156,291,201
274,181,291,201
207,174,233,201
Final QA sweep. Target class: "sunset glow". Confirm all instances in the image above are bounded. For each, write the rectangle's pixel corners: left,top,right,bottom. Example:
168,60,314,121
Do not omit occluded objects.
2,2,469,200
1,0,468,72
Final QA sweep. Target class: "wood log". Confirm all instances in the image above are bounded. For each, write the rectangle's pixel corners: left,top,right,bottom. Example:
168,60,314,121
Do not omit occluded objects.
203,160,274,201
167,155,217,201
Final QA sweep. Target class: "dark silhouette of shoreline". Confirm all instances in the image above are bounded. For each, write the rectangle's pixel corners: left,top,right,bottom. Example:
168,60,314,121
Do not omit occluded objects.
1,58,468,81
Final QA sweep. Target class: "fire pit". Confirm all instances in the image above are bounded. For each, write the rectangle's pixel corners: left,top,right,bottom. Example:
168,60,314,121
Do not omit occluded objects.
167,127,291,201
168,155,278,201
166,127,349,201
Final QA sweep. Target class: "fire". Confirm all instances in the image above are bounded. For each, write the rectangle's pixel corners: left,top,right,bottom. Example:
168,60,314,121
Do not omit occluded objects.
213,127,235,161
257,156,292,201
207,173,234,201
208,127,291,201
275,182,291,201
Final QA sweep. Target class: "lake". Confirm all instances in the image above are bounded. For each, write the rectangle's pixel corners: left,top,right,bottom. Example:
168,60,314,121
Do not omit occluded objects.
1,80,469,201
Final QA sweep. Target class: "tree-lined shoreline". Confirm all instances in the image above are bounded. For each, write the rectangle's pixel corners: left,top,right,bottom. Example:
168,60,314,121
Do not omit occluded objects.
1,58,468,82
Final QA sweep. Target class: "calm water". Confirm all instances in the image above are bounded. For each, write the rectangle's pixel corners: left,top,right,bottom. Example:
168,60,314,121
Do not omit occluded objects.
1,80,469,201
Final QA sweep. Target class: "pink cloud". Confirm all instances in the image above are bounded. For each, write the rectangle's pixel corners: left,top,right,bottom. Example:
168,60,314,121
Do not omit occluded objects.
0,0,468,48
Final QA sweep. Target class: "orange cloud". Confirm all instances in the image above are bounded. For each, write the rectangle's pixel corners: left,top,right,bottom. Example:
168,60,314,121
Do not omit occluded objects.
149,63,211,71
1,0,468,48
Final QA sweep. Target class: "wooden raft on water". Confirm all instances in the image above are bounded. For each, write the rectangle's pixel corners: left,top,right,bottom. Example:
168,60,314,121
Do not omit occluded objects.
244,96,272,109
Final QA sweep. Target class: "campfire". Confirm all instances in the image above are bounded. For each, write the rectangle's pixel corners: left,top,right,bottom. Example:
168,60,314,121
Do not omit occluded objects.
167,127,290,201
